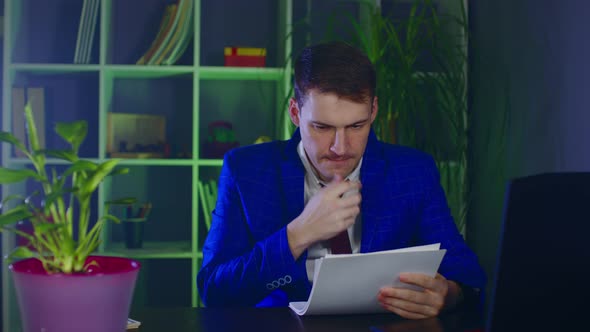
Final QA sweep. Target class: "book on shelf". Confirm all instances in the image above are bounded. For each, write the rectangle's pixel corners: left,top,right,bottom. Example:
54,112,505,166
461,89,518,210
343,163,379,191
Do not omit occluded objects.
162,0,194,65
198,179,217,230
137,0,194,65
74,0,99,64
11,87,26,157
83,0,100,63
155,0,194,65
137,4,177,65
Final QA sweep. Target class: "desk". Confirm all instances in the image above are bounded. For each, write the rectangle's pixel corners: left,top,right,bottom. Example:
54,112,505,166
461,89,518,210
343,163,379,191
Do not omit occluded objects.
131,307,482,332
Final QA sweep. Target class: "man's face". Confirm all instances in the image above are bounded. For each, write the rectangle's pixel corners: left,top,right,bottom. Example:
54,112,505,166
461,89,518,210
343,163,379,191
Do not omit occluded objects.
289,90,378,182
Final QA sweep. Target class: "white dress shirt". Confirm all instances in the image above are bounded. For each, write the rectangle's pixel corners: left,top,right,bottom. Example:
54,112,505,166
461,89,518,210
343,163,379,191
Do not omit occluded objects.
296,142,363,282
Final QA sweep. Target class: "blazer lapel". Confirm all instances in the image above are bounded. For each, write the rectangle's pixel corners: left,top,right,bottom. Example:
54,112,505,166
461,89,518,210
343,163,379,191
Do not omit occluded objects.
280,129,305,224
359,130,386,253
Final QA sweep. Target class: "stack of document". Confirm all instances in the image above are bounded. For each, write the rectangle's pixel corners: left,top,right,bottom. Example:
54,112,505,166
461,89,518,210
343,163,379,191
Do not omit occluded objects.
289,244,446,315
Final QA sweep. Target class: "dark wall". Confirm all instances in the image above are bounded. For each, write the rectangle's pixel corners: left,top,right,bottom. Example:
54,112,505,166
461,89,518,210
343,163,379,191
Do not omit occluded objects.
468,0,590,314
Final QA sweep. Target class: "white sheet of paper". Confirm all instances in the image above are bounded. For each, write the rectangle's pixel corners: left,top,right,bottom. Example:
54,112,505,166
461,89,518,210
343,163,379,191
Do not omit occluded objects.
289,243,446,315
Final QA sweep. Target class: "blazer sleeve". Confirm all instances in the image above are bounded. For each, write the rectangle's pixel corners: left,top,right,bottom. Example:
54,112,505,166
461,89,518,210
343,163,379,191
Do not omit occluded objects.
417,156,487,292
197,151,309,307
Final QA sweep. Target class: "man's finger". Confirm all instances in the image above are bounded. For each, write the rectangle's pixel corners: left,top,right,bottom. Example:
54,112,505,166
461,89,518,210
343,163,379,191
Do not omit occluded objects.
327,180,362,198
379,287,429,305
379,296,437,316
399,273,440,291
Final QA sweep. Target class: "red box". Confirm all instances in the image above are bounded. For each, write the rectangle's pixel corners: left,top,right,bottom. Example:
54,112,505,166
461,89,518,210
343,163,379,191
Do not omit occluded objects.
224,47,266,67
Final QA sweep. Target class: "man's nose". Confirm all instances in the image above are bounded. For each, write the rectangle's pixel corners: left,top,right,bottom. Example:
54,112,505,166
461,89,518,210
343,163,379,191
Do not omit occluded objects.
330,129,348,155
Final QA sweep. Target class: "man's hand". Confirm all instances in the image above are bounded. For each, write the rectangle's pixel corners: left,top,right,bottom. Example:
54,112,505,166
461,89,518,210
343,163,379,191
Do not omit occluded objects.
377,273,462,319
287,175,361,259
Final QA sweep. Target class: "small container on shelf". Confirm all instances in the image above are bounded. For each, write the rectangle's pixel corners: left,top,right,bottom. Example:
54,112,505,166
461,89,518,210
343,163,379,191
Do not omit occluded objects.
224,47,266,67
122,203,152,249
124,218,147,249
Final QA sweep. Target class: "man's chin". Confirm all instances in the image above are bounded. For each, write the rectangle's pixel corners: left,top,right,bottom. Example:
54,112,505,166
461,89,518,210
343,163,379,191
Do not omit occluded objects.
319,168,353,182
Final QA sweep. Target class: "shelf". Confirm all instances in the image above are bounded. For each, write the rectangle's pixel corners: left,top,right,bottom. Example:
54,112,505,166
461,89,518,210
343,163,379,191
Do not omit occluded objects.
198,159,224,167
104,65,195,79
10,63,100,74
199,66,283,81
114,158,195,167
102,241,197,259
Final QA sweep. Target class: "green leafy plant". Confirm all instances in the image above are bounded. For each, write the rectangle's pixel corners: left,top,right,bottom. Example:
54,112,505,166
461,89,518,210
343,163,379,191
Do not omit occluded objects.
348,0,471,233
0,102,134,274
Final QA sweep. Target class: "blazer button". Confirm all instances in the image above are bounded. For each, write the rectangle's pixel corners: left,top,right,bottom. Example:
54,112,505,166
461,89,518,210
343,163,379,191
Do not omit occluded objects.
266,283,275,290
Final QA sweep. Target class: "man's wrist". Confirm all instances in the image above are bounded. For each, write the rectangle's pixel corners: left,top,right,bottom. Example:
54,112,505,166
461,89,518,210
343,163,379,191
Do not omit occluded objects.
446,281,481,311
286,221,309,260
444,280,464,310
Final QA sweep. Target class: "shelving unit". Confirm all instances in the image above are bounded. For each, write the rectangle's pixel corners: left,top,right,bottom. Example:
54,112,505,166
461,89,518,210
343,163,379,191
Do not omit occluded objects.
1,0,292,330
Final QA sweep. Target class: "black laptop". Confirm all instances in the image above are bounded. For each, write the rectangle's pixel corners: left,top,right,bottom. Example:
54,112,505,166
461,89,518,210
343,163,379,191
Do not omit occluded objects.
486,172,590,331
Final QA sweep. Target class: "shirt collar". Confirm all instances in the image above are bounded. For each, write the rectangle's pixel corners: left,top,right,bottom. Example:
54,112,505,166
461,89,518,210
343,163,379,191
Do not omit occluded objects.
297,141,363,187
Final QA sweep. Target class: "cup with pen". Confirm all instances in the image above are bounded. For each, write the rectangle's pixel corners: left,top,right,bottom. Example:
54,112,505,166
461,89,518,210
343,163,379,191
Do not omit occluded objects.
123,203,152,249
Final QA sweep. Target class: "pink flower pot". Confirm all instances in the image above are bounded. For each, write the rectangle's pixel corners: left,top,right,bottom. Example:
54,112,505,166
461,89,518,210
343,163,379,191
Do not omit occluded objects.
10,256,140,332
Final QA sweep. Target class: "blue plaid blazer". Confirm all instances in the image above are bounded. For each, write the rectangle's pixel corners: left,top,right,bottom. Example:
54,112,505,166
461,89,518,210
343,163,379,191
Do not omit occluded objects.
198,129,486,307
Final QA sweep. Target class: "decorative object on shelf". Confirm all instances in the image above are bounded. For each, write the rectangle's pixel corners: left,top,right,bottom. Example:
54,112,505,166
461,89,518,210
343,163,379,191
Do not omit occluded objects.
0,102,140,332
254,135,272,144
203,121,239,158
122,203,152,249
224,47,267,67
136,0,194,65
107,112,169,159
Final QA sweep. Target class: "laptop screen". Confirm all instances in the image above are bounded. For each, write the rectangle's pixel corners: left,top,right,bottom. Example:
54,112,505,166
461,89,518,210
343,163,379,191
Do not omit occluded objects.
486,172,590,331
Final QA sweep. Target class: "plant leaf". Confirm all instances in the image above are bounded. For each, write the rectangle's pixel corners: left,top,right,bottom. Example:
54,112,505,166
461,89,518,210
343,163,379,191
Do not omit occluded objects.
43,149,78,162
105,197,137,205
79,159,120,197
55,121,88,153
0,205,33,227
110,167,130,176
5,246,35,261
63,160,98,177
0,131,28,155
1,194,25,209
33,222,65,235
43,187,77,211
0,167,42,184
99,214,123,224
23,101,41,152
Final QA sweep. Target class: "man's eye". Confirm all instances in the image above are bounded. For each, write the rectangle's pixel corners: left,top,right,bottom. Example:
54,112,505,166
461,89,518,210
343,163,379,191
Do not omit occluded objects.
313,125,328,130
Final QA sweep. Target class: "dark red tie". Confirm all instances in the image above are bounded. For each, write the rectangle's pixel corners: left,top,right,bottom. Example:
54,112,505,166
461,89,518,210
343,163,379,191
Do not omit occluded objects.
330,230,352,254
318,181,353,254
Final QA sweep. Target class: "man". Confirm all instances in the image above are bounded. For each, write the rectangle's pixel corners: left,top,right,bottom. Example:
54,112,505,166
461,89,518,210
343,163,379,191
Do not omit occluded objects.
198,42,485,319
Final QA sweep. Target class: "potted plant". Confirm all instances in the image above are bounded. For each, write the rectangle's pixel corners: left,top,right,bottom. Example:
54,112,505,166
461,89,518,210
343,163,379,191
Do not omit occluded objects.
0,101,140,332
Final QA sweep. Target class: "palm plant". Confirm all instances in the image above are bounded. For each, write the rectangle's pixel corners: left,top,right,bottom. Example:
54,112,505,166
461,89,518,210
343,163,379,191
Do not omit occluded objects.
349,0,470,233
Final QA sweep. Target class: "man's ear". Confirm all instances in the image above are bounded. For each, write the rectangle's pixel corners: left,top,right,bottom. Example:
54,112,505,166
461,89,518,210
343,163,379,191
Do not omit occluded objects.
288,98,301,127
370,96,379,123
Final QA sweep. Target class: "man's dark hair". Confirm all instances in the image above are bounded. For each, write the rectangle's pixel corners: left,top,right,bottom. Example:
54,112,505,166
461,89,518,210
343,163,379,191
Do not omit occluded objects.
294,41,376,108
